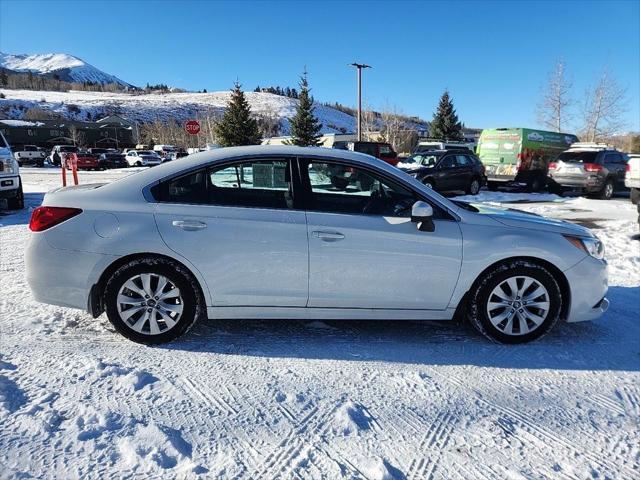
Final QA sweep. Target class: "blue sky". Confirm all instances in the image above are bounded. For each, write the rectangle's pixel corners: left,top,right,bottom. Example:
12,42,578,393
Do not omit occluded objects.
1,0,638,131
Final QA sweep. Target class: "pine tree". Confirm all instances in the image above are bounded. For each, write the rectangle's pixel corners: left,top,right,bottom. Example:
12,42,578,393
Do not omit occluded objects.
428,90,463,141
214,82,261,147
287,71,323,147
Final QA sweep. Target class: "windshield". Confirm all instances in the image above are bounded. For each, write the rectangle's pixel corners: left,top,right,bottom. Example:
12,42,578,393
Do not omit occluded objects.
403,153,440,167
556,151,598,163
60,146,78,153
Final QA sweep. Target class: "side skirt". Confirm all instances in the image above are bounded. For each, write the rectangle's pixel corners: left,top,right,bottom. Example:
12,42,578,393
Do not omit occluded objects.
206,306,456,321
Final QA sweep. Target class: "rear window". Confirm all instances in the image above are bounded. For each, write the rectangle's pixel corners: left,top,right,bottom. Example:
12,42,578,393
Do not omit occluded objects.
60,146,78,153
556,151,598,163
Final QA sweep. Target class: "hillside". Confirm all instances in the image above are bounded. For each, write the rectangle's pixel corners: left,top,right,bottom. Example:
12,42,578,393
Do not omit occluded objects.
0,88,358,135
0,52,131,87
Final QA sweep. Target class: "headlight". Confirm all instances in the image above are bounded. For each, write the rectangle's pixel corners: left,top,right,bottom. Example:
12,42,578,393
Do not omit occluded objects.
1,157,17,174
564,235,605,260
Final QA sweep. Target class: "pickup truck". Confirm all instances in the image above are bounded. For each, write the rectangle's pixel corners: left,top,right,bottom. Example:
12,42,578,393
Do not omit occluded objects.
14,145,46,167
0,132,24,210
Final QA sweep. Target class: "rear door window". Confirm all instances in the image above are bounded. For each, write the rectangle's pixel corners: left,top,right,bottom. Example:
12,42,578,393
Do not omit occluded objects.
557,151,598,163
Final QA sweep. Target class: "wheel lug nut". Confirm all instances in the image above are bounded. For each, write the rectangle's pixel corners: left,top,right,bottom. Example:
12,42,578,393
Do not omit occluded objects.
154,296,159,300
147,308,152,313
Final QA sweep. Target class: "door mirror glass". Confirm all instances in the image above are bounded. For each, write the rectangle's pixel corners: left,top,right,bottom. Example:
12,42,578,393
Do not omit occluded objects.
411,201,435,232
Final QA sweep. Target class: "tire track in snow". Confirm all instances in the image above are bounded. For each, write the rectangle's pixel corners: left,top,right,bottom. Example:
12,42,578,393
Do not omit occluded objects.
436,371,637,479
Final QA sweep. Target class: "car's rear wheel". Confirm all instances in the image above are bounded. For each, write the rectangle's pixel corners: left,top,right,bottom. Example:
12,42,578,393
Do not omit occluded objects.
597,178,614,200
466,177,481,195
104,257,203,344
467,260,561,343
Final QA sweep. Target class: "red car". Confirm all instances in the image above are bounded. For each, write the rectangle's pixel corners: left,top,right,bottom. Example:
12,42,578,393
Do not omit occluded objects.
64,152,100,170
333,141,399,166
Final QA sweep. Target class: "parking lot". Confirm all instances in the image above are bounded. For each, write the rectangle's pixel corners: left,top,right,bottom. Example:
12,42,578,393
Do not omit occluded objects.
1,167,638,479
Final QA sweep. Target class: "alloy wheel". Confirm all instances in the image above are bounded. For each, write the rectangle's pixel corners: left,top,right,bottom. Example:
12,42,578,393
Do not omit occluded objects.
116,273,183,335
486,275,550,336
470,179,480,194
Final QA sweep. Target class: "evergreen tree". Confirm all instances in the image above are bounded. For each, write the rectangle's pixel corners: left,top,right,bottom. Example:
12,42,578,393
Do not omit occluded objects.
203,88,207,93
428,90,463,141
214,82,261,146
287,71,323,147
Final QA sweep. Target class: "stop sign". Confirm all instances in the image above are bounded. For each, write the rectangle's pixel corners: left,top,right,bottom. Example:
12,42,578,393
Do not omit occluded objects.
185,120,200,135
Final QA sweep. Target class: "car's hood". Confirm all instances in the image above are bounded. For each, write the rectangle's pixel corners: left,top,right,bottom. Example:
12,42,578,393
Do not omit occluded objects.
401,165,435,175
465,202,595,237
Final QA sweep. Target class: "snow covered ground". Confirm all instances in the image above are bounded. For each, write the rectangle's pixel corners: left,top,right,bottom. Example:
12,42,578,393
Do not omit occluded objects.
1,168,639,479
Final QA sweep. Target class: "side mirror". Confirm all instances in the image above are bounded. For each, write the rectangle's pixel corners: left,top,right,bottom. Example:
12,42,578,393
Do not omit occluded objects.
411,201,435,232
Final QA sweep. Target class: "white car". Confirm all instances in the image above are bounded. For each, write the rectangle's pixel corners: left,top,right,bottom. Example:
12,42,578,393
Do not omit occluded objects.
25,146,609,344
124,150,162,167
0,132,23,209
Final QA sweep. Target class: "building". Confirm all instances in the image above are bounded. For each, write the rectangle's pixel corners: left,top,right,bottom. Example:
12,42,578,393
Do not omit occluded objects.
0,115,137,150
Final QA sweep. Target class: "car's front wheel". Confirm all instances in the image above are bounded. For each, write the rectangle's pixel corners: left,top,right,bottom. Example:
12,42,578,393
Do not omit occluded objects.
467,260,562,343
104,257,203,344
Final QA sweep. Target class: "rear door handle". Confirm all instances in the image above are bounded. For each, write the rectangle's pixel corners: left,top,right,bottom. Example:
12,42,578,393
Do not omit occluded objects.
172,220,207,231
312,231,345,240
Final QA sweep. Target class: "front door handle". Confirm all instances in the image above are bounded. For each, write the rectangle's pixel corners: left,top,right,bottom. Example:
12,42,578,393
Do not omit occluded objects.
312,231,345,241
172,220,207,231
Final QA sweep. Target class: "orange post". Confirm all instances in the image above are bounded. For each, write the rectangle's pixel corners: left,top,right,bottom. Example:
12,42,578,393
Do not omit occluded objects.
61,153,67,187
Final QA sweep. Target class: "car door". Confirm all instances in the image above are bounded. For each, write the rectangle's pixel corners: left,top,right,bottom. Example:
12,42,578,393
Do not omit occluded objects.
454,154,474,190
153,157,309,307
301,158,463,310
435,155,457,190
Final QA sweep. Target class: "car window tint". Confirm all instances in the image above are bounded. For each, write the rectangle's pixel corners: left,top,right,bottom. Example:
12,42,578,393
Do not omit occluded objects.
440,157,456,168
456,155,470,166
167,169,207,203
306,162,415,217
208,159,293,209
353,143,377,156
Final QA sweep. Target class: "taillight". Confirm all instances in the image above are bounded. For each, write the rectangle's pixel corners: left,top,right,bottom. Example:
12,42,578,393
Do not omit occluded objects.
584,163,603,172
626,163,631,172
548,162,557,170
29,206,82,232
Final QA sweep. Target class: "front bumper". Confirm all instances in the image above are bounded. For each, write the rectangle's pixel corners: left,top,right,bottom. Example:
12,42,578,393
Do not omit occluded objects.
564,255,609,322
0,175,20,197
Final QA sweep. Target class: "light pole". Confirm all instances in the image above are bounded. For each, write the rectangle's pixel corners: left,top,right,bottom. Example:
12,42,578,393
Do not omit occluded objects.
349,62,371,141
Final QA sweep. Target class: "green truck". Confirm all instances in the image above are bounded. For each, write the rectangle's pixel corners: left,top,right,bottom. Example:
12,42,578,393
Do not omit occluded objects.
477,128,579,191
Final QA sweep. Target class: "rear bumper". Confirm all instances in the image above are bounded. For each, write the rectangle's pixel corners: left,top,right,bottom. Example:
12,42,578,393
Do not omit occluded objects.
25,233,114,310
549,174,602,192
564,255,609,323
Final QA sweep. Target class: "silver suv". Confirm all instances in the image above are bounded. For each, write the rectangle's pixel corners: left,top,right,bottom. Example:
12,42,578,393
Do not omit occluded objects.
548,143,628,200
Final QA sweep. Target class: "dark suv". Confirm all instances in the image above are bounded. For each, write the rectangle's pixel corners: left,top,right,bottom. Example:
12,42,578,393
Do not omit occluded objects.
333,141,399,166
398,149,486,195
548,144,628,199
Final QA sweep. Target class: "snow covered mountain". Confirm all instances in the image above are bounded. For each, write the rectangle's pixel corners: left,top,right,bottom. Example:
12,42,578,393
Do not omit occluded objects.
0,52,132,87
0,88,357,135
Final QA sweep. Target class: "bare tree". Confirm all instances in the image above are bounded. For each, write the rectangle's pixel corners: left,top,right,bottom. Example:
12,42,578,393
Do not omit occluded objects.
379,103,406,152
536,60,573,133
581,68,627,142
68,125,87,147
361,102,378,140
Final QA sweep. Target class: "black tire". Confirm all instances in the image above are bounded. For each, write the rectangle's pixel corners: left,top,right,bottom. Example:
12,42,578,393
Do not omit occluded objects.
526,177,543,193
135,161,142,167
104,257,204,344
467,260,562,344
465,177,481,195
629,187,639,205
596,178,614,200
7,180,24,210
423,178,435,189
487,181,499,191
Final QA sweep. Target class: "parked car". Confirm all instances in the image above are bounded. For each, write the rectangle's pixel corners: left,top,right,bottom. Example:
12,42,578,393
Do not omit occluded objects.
333,141,399,166
50,145,79,166
64,151,100,170
124,150,162,167
26,145,608,345
413,140,475,154
625,153,640,231
97,152,128,169
13,145,46,167
0,132,23,209
477,128,579,192
547,143,628,200
398,149,486,195
88,148,112,157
